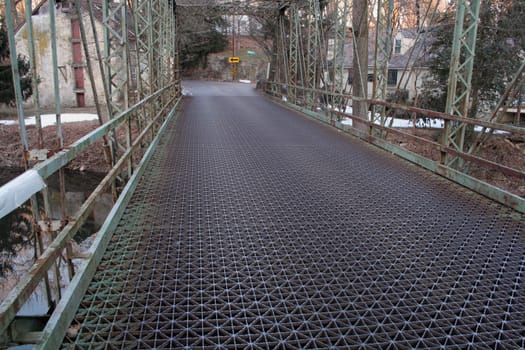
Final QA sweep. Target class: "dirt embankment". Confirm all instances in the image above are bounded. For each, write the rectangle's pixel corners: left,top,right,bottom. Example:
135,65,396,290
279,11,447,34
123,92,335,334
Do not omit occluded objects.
0,119,108,185
387,128,525,197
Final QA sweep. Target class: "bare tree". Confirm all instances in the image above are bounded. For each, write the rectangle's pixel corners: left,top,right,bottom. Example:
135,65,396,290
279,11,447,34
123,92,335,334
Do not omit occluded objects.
353,0,369,130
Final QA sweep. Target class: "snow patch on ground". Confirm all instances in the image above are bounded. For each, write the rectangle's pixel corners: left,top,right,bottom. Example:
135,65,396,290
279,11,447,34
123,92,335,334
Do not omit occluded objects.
370,117,445,128
321,104,508,134
341,115,508,134
0,113,99,127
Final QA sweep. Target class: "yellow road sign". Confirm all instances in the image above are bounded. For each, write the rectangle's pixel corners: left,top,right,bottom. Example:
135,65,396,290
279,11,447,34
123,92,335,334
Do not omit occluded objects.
228,56,240,63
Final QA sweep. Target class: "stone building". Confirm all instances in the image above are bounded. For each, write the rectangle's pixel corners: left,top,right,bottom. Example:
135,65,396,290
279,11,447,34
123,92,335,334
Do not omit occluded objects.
15,0,105,108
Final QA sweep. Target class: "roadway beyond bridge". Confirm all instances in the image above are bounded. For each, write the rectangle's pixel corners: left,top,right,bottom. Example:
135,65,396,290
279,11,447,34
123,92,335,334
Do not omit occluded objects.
58,81,523,349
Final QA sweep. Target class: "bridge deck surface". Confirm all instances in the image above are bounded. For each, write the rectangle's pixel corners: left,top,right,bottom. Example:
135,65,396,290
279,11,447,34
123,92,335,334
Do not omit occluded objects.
61,81,524,349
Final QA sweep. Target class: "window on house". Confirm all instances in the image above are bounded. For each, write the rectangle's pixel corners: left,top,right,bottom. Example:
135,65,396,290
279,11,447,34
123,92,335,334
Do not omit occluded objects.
387,69,398,86
347,72,352,84
367,73,375,82
394,39,402,54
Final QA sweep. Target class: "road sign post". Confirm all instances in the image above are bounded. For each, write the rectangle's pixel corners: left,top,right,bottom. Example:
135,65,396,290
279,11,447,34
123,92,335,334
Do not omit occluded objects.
229,57,240,80
232,64,237,80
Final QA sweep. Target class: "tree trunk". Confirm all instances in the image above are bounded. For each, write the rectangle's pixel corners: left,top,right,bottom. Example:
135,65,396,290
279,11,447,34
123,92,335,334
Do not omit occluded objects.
352,0,369,133
416,0,421,29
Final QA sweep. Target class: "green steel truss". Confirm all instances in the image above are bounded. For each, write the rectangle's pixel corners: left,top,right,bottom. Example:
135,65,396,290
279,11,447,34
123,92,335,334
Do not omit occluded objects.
102,0,130,116
132,0,155,98
305,0,321,107
288,2,300,103
442,0,481,166
276,8,289,89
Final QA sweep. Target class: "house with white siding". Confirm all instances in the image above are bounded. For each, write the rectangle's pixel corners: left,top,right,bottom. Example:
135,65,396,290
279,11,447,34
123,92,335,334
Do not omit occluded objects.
337,28,433,103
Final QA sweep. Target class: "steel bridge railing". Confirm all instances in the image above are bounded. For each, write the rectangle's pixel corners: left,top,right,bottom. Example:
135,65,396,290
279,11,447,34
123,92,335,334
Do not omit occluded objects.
0,86,182,345
263,81,525,214
0,0,181,345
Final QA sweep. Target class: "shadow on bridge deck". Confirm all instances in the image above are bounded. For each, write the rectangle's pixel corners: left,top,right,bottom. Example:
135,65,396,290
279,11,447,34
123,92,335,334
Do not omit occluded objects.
60,81,524,349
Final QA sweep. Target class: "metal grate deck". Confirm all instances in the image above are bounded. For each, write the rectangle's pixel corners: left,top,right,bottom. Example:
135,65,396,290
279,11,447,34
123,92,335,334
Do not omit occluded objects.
61,82,524,349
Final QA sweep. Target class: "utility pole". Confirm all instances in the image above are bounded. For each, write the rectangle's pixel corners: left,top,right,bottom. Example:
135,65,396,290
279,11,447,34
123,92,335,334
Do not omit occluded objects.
232,14,237,80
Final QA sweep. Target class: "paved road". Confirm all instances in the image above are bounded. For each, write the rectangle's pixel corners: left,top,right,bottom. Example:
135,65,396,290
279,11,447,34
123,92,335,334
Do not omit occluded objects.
61,81,524,349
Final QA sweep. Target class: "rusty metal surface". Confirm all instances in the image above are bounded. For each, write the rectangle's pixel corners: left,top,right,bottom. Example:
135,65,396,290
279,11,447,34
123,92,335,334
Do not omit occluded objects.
61,81,524,349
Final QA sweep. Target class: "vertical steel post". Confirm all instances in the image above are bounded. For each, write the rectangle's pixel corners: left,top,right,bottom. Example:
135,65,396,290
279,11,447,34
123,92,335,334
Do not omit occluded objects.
86,0,112,122
120,5,133,179
23,0,43,148
442,0,481,166
84,0,118,200
279,10,289,90
267,8,286,96
150,0,162,93
131,0,153,141
101,0,120,199
48,0,70,293
147,0,156,95
288,3,299,103
102,0,134,187
173,3,181,96
161,0,172,90
149,0,162,132
305,0,320,108
169,0,179,98
49,0,63,148
102,0,130,117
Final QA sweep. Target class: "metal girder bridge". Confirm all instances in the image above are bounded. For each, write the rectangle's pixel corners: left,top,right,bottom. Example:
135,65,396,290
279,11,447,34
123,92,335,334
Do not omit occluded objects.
0,0,524,347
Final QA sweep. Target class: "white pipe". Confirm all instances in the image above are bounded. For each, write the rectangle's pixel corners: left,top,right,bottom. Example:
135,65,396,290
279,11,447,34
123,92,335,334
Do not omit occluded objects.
0,170,46,219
